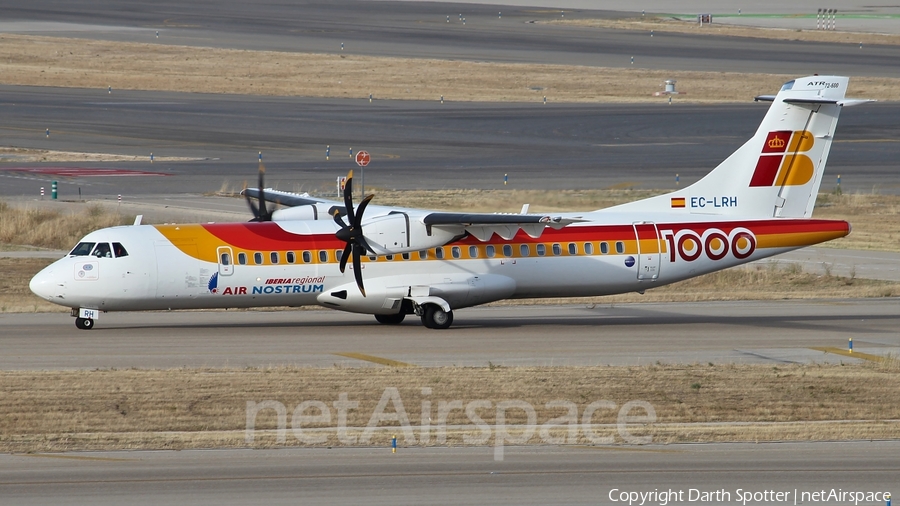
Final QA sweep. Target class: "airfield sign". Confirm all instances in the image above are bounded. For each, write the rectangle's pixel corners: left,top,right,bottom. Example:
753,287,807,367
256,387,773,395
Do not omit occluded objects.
355,150,370,167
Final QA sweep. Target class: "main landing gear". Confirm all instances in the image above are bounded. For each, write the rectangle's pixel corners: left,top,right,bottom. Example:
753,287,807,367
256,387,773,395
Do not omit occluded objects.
373,302,454,329
421,304,453,330
75,317,94,330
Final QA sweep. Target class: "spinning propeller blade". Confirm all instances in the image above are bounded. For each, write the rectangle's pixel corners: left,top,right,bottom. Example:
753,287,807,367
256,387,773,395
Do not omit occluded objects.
333,170,375,296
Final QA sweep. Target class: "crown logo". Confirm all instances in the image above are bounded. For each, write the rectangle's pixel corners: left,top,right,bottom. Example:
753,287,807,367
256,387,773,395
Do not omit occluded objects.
767,136,785,149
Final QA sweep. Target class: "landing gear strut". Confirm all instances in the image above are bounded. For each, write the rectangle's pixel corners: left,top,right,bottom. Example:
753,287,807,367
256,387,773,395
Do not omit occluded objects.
75,317,94,330
421,304,453,330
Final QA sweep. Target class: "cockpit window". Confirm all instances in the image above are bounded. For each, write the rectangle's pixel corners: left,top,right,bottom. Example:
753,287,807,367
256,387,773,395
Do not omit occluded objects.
92,243,112,258
70,242,95,256
113,242,128,258
780,80,795,91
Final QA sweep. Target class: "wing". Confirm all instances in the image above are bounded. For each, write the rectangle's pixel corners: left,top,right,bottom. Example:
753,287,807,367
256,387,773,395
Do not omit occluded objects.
422,212,585,241
241,188,336,208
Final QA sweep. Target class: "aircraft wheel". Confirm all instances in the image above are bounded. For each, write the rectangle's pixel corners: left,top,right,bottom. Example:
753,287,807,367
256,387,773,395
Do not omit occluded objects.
421,305,453,330
75,317,94,330
375,313,405,325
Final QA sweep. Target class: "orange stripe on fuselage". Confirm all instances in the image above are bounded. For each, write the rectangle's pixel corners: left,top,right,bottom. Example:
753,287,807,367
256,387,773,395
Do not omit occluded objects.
153,219,849,263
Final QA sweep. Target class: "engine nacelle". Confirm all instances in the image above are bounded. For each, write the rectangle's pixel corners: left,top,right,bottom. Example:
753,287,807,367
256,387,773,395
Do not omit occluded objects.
271,205,317,221
317,282,409,315
271,204,332,221
363,213,458,255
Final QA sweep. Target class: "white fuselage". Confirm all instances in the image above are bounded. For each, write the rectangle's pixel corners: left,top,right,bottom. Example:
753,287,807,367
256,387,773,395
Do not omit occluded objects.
29,213,848,316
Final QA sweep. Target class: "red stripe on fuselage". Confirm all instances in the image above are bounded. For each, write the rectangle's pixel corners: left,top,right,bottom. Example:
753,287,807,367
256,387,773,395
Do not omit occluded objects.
200,219,848,249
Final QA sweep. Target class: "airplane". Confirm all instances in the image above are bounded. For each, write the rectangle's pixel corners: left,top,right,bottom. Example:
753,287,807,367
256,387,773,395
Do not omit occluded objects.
30,75,871,330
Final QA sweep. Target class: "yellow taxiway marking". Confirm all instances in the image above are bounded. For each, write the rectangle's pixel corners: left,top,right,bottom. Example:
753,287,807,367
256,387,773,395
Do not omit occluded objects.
13,453,136,462
810,347,886,363
333,352,416,368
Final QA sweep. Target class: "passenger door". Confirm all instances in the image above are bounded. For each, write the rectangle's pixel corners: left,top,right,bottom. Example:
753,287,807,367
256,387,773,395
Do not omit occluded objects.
632,222,661,281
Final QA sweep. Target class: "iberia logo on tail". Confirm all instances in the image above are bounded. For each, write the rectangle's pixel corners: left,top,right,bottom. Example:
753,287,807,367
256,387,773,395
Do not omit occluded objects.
749,130,815,187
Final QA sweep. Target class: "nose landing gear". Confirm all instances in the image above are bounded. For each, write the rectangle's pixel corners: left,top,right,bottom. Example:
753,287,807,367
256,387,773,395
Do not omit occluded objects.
71,308,98,330
75,317,94,330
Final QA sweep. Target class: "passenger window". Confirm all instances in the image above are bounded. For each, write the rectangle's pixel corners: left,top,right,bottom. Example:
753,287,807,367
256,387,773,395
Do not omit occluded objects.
486,245,496,258
336,250,344,262
451,247,461,259
302,251,312,263
386,254,394,261
502,244,513,257
112,242,128,258
552,243,562,256
286,251,296,264
615,241,625,254
254,252,263,265
402,253,410,260
536,244,546,256
238,252,247,265
469,246,479,258
319,250,328,263
519,244,530,257
70,242,95,256
568,243,577,255
600,242,609,254
368,255,377,261
436,248,444,259
419,250,428,260
220,252,231,265
270,252,279,264
584,243,594,255
92,243,112,258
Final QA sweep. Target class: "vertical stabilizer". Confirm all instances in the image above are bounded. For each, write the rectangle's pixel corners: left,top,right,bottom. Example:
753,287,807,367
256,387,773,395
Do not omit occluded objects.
609,76,871,218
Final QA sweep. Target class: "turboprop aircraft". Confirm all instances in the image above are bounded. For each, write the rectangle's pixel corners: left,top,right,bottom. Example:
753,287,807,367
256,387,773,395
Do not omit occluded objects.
30,76,871,330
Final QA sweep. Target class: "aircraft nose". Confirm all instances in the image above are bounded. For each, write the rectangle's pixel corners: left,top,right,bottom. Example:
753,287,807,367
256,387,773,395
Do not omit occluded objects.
30,265,62,301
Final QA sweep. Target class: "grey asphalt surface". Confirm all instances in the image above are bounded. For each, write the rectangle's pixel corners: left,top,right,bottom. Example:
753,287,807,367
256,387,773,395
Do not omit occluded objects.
3,1,900,74
1,86,898,198
2,1,899,199
1,442,896,505
2,300,898,370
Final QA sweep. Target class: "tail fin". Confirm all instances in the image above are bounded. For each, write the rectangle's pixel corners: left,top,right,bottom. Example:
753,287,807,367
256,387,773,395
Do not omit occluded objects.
610,76,871,218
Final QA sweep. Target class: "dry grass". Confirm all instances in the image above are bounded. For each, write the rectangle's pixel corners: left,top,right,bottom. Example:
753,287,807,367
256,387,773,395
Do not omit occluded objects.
1,363,897,452
0,34,898,103
551,17,900,46
368,188,662,213
0,201,133,250
0,258,61,313
815,192,900,251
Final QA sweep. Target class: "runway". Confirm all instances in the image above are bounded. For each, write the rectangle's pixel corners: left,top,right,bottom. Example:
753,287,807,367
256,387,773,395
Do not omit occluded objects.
4,1,900,75
1,442,896,505
1,2,899,200
2,87,899,199
2,300,898,370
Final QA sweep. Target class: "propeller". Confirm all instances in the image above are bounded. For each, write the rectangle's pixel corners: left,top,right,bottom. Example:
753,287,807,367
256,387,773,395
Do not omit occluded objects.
244,161,273,222
333,170,374,296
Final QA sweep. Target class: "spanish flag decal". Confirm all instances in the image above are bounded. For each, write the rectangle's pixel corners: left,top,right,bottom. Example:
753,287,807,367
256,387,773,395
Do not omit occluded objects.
671,197,686,208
